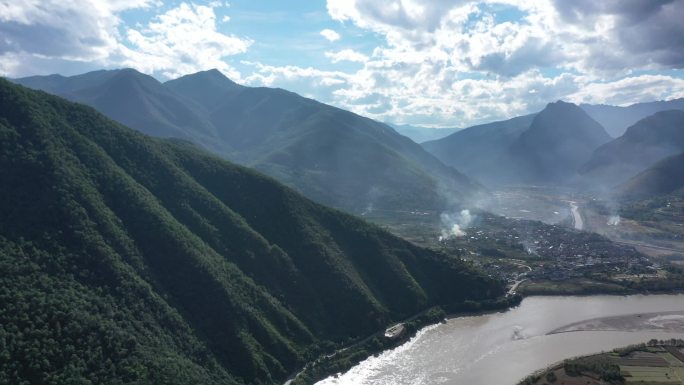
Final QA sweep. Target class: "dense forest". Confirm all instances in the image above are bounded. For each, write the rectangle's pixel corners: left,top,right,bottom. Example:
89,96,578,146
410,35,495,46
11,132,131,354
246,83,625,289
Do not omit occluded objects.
0,79,504,385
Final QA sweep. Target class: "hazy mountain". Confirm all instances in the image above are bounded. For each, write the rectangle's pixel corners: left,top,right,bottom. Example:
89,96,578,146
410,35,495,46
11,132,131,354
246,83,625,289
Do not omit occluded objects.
14,69,222,151
507,101,611,184
425,101,609,186
581,98,684,138
15,69,481,213
0,79,503,385
388,123,460,143
581,110,684,188
422,114,536,185
167,70,482,211
618,152,684,199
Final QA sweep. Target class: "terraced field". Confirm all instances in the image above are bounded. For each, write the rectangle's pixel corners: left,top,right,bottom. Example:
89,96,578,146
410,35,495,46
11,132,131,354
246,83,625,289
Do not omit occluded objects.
521,342,684,385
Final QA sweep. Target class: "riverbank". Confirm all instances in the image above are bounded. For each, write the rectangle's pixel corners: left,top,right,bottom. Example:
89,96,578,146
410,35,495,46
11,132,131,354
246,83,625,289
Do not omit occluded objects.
549,310,684,334
314,294,684,385
517,275,684,297
286,295,522,385
518,340,684,385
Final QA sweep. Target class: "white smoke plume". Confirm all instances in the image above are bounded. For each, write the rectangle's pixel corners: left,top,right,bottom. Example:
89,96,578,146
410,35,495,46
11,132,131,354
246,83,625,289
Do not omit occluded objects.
439,209,473,241
607,215,621,226
361,203,374,216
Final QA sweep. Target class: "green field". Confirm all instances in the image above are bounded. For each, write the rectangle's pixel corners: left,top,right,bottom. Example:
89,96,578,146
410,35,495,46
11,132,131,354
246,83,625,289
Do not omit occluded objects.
521,342,684,385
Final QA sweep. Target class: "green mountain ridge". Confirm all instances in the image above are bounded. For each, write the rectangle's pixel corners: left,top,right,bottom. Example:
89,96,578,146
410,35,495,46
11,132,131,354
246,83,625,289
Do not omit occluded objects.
0,79,503,384
14,69,481,213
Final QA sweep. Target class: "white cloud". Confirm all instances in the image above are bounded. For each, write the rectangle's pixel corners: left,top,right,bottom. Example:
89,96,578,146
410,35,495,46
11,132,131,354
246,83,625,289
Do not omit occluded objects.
2,0,683,127
122,3,251,79
325,49,368,63
320,28,341,42
0,1,250,80
0,0,156,63
266,0,681,126
567,75,684,106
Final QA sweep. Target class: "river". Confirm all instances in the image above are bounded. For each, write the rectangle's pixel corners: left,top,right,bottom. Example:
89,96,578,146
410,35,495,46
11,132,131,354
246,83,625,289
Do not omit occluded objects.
316,295,684,385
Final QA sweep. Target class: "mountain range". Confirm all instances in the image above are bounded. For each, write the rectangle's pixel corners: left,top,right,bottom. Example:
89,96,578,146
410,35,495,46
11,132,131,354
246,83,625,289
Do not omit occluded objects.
508,101,612,183
424,102,611,185
388,123,460,143
618,151,684,199
0,79,503,385
581,98,684,138
425,99,684,190
580,110,684,188
422,114,536,185
14,69,480,213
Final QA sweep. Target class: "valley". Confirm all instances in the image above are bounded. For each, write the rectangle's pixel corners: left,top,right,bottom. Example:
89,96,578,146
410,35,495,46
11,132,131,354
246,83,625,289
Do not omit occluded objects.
361,184,683,298
3,5,684,383
3,73,683,385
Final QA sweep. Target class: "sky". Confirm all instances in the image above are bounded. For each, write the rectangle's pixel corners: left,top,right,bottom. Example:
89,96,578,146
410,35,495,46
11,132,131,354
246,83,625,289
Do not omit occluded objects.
1,0,684,127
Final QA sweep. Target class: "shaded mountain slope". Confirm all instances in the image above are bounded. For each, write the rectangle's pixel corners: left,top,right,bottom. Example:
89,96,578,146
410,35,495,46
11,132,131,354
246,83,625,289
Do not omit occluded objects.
581,98,684,138
15,69,220,149
422,114,535,185
16,69,481,213
425,101,609,186
618,152,684,199
581,110,684,188
167,70,481,211
389,123,459,143
0,79,502,385
507,101,611,183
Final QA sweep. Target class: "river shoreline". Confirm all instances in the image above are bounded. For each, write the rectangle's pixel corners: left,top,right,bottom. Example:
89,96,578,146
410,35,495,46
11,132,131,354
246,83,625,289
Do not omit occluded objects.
284,295,522,385
315,294,684,385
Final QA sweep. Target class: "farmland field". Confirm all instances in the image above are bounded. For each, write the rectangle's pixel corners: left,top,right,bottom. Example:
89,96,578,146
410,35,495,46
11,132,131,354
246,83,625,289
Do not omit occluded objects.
522,342,684,385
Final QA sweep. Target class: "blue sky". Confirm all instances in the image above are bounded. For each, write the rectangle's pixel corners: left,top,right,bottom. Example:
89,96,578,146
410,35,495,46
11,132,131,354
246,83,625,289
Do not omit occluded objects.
1,0,683,127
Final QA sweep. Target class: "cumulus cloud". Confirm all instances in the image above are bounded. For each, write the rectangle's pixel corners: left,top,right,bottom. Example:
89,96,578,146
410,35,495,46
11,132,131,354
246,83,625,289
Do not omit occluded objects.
320,28,341,42
122,3,251,79
324,0,684,74
567,74,684,106
325,49,368,63
2,0,683,127
0,1,250,80
244,0,676,126
552,0,684,70
0,0,153,63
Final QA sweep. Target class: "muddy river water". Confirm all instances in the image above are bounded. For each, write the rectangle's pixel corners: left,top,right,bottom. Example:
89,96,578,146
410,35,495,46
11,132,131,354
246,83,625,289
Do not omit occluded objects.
317,295,684,385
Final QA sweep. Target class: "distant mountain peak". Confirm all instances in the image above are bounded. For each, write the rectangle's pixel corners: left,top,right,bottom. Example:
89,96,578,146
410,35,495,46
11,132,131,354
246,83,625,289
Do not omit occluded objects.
543,100,582,112
203,68,228,78
506,98,611,183
169,68,241,88
111,68,157,83
580,109,684,187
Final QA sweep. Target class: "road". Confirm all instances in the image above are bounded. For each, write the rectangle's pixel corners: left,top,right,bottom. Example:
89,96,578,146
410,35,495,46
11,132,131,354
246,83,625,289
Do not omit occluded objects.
569,201,583,230
508,279,528,295
614,240,684,254
507,261,531,295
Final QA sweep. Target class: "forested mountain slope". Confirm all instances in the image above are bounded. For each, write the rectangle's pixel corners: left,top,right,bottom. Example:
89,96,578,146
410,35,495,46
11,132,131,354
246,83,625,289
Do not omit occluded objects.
0,79,502,385
15,69,481,213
